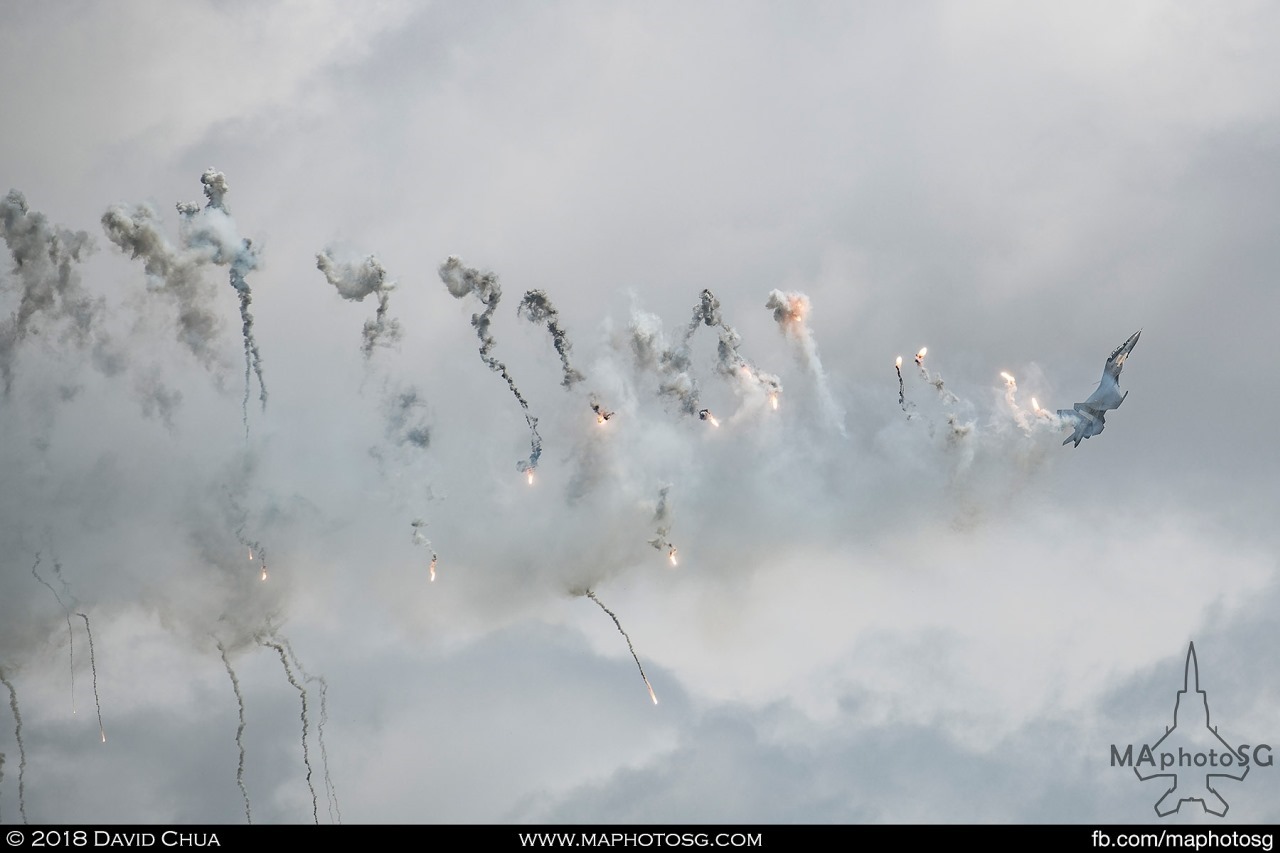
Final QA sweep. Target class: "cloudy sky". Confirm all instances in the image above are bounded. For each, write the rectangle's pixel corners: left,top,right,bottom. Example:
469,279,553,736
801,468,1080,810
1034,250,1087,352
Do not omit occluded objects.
2,0,1278,825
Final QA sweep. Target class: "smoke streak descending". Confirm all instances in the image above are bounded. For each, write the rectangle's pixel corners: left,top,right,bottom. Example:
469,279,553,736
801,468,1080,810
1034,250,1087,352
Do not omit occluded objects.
1001,371,1033,432
914,347,959,405
766,290,844,430
30,554,75,716
627,310,700,416
102,170,266,433
894,356,910,414
216,641,252,823
313,677,340,824
439,256,542,476
180,170,267,433
259,636,318,824
411,519,439,581
688,288,782,409
0,670,26,824
316,250,401,358
583,590,658,705
518,290,584,388
0,190,104,396
646,486,678,566
77,613,105,743
278,637,340,824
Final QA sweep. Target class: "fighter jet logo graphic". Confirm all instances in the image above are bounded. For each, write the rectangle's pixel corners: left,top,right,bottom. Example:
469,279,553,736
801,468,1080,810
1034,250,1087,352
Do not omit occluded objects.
1134,643,1249,817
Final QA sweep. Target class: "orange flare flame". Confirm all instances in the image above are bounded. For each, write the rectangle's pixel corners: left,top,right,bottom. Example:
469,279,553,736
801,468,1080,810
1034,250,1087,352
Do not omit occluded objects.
646,680,659,705
668,547,678,567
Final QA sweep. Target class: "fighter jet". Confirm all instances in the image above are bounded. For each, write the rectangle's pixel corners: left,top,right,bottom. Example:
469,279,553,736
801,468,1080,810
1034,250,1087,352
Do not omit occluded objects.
1058,330,1141,447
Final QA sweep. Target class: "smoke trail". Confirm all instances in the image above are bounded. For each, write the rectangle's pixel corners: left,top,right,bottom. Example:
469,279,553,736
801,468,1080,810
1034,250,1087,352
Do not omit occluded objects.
0,190,106,397
77,613,105,743
439,256,542,476
0,669,26,824
765,289,844,430
894,357,910,415
30,553,75,716
235,528,268,583
102,170,266,432
518,289,585,388
315,250,401,358
411,519,439,582
259,635,318,824
312,677,340,824
684,288,783,409
627,310,700,416
1000,371,1034,432
180,170,267,433
277,637,340,824
583,590,658,705
715,324,782,406
216,641,252,824
914,347,959,405
684,287,723,344
646,486,678,566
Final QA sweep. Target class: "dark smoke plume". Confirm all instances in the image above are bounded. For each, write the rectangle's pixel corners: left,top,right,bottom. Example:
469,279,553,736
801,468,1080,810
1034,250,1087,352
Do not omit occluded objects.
316,250,401,358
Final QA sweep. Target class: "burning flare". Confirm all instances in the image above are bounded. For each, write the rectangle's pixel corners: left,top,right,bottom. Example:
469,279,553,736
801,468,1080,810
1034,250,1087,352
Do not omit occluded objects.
915,347,927,366
668,547,678,567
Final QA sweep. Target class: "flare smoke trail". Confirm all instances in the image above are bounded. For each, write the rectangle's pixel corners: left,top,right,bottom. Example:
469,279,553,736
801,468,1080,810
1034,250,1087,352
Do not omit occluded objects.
1001,371,1033,432
914,348,959,405
259,636,318,824
583,591,658,705
518,290,584,388
0,190,104,396
278,637,340,824
894,356,909,414
102,170,266,432
439,256,542,476
179,170,267,432
411,519,439,582
315,250,401,358
0,670,25,824
646,486,678,566
627,310,700,416
685,288,783,408
30,554,75,716
235,522,267,583
216,641,252,824
765,289,844,430
77,613,105,743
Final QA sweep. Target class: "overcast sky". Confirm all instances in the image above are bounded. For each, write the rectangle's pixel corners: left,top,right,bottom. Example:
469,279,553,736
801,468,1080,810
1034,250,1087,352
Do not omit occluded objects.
1,0,1278,825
